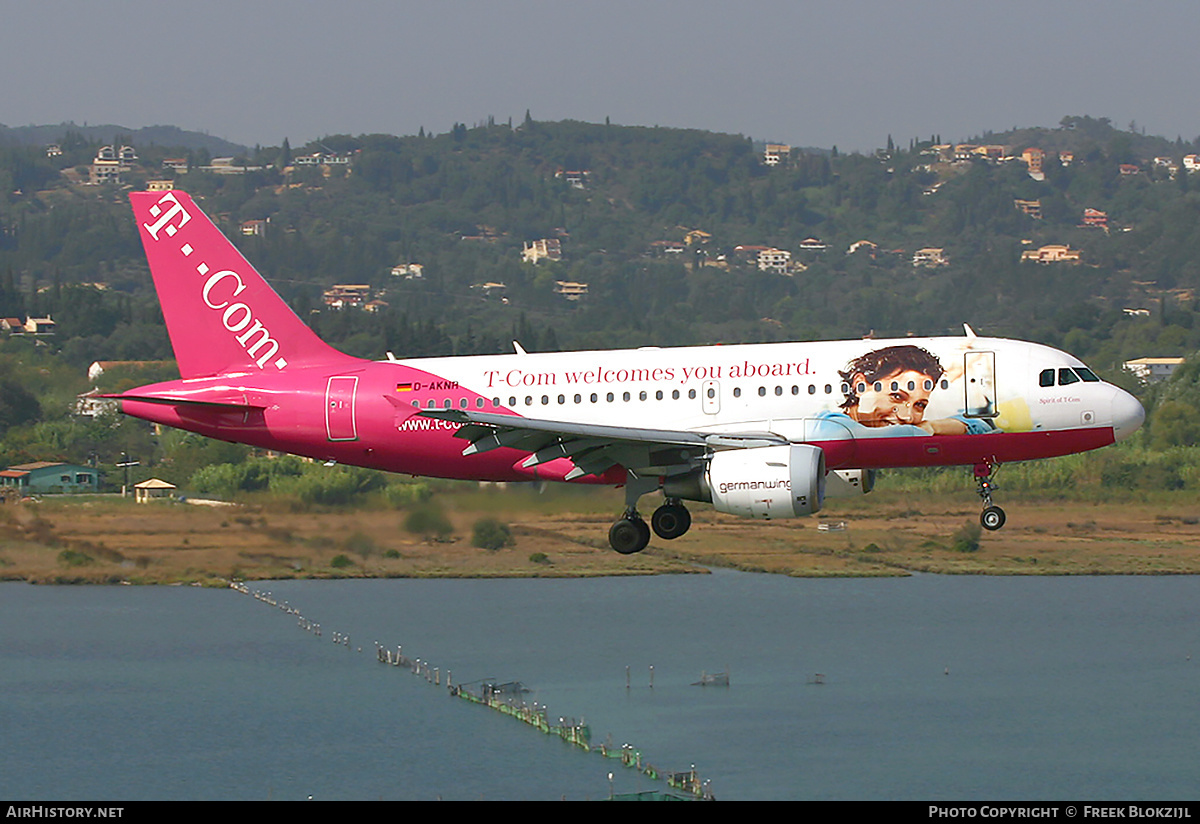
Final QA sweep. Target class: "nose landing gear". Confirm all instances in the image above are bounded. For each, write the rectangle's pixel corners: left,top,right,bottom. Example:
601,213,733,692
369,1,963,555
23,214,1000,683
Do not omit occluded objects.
975,462,1006,531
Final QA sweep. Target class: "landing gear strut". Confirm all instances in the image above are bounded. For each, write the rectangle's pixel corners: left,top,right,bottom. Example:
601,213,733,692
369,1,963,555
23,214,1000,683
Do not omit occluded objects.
607,476,692,554
974,462,1006,531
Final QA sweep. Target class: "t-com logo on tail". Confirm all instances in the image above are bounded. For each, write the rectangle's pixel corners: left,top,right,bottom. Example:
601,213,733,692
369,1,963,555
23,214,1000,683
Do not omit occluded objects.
141,190,285,370
132,190,357,379
133,190,332,376
142,192,192,239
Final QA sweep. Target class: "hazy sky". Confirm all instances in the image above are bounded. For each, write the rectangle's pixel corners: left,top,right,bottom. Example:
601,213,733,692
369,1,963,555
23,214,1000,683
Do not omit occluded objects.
4,0,1199,151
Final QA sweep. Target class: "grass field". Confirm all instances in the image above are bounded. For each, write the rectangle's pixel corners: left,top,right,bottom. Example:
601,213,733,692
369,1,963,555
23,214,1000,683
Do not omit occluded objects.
3,486,1199,584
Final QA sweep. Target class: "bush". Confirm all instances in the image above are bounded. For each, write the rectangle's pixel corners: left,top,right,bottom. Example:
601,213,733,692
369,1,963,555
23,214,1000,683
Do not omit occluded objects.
472,518,514,550
330,554,353,568
342,531,377,559
383,481,433,507
404,504,453,540
950,521,981,553
58,549,93,566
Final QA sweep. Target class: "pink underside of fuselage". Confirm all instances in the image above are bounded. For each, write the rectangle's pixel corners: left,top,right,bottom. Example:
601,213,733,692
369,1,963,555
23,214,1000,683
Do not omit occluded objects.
818,427,1116,470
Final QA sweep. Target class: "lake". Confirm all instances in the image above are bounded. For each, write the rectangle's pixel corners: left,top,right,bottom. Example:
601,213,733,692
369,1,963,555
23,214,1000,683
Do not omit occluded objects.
2,571,1197,800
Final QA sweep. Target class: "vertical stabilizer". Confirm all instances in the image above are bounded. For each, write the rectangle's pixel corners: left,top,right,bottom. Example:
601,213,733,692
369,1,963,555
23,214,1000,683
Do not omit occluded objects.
130,190,357,378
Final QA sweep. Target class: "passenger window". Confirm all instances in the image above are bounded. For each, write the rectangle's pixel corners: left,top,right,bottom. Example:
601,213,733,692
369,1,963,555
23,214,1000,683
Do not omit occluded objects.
733,387,742,398
672,390,680,400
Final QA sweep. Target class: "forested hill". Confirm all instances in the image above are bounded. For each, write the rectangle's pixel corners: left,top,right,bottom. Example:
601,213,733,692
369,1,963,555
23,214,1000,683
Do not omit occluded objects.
3,114,1200,375
0,122,248,156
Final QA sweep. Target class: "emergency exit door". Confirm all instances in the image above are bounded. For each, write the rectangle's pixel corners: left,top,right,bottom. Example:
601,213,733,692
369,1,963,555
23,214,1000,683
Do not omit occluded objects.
325,376,359,441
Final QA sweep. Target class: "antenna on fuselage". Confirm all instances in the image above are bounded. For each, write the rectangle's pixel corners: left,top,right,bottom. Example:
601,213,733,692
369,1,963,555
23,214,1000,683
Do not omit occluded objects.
513,341,528,355
963,323,978,338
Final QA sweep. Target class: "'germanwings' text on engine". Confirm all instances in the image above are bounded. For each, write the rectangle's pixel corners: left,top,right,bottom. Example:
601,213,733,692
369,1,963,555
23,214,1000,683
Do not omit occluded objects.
113,191,1145,554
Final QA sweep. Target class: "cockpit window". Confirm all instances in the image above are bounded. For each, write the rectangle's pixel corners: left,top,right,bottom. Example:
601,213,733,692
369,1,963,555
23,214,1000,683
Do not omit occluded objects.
1045,366,1101,387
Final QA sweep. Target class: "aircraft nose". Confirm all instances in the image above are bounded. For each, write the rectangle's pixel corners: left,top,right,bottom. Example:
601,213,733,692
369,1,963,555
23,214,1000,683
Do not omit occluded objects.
1111,387,1145,441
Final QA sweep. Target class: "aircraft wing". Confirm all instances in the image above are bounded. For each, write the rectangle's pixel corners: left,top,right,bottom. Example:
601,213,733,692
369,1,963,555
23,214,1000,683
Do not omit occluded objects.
419,408,785,480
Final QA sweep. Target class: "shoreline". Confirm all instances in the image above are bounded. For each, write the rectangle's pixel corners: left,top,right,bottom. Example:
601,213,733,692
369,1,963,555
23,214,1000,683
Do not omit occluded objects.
3,491,1200,585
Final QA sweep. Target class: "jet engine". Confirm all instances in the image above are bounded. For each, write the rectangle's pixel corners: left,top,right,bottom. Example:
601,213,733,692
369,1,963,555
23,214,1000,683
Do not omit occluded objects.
662,444,825,520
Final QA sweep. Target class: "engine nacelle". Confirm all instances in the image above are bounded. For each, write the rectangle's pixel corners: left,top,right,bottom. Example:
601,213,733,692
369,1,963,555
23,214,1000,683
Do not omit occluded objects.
706,444,825,520
825,468,876,498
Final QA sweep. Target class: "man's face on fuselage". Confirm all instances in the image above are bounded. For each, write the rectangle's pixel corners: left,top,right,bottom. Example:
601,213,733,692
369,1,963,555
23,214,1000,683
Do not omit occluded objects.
850,369,934,427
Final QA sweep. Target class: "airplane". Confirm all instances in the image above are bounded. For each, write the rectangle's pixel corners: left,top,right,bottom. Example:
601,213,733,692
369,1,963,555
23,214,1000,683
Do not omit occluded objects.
111,190,1145,554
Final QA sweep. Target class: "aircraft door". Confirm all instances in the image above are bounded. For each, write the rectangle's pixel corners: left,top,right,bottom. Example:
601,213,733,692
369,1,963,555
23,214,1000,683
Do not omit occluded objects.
964,351,997,418
325,376,359,441
702,379,721,414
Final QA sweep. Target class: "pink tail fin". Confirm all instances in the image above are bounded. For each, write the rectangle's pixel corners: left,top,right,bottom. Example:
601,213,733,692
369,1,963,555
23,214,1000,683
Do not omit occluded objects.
130,190,356,378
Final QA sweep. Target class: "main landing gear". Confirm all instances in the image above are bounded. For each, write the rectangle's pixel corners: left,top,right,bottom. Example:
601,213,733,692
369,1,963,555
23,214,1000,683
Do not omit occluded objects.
608,475,692,554
974,462,1006,531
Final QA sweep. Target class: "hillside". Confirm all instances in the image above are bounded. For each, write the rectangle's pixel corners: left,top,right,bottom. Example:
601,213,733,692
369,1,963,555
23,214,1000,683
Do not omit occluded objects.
1,114,1199,484
0,122,249,156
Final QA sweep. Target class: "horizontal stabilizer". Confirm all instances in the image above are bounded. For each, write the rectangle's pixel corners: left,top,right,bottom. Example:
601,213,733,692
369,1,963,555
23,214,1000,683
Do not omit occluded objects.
100,392,264,411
